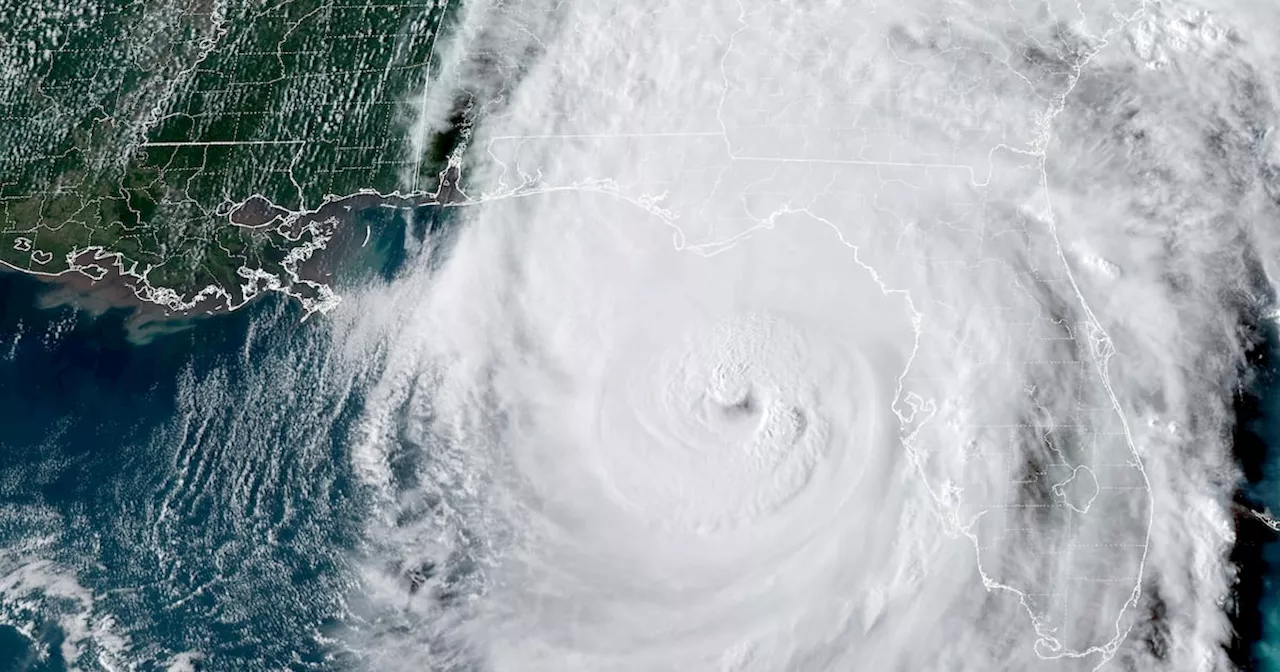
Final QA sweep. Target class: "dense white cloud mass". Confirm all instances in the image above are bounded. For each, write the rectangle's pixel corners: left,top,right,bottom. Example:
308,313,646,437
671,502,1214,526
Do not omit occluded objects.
338,0,1280,669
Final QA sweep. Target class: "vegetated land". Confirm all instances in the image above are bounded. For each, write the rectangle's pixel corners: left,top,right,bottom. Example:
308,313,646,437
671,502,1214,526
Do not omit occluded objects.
0,0,464,316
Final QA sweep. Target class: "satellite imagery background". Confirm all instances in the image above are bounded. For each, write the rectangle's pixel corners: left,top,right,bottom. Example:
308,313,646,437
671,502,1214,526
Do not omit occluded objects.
2,0,1280,670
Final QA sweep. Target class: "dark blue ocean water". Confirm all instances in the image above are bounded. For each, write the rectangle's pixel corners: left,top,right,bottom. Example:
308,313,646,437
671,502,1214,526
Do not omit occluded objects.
1247,439,1280,668
0,205,436,671
3,202,1277,670
0,274,363,670
1232,313,1280,672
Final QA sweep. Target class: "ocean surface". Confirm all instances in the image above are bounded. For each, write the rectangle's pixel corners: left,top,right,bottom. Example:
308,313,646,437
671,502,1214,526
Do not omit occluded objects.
0,204,438,671
1237,310,1280,672
0,197,1278,670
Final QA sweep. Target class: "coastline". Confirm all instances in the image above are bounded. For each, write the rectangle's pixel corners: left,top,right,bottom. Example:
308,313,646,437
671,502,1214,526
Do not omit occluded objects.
1228,306,1280,670
0,264,359,668
2,166,468,344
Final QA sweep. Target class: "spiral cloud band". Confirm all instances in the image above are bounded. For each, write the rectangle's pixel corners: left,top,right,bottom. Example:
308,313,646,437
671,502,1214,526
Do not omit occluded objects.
462,205,924,669
335,0,1274,669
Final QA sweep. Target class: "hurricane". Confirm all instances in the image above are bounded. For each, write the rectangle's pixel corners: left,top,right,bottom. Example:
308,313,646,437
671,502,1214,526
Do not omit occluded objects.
320,0,1280,670
5,0,1280,669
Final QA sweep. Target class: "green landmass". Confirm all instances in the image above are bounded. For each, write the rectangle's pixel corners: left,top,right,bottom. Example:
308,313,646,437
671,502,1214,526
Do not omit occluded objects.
0,0,462,314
